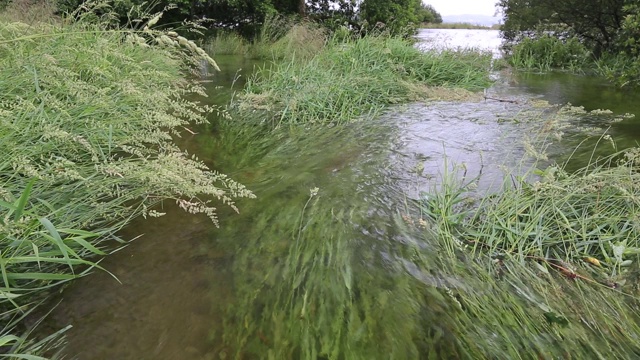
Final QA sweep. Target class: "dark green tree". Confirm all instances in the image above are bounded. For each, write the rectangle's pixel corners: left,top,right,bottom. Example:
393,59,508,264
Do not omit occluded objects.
415,3,442,24
304,0,360,32
359,0,422,35
497,0,626,55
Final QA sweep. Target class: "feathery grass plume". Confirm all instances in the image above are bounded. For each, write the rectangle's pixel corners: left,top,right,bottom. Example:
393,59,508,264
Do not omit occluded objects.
0,2,252,356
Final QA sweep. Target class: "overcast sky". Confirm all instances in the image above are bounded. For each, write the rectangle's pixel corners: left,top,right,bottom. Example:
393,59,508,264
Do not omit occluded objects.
424,0,499,16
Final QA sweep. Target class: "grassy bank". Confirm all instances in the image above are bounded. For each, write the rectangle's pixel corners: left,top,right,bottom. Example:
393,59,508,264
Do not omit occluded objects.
205,16,326,60
0,11,253,356
228,30,492,127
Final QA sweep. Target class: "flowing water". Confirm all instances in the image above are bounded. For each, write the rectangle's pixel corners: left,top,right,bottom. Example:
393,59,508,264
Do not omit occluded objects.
42,31,640,359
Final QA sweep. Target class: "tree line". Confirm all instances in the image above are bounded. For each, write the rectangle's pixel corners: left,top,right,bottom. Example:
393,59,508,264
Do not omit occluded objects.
46,0,443,36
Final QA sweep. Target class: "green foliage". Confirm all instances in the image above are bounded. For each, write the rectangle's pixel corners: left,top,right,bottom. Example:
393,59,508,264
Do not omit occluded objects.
415,2,441,24
595,1,640,87
233,31,492,126
359,0,421,36
206,16,327,60
497,0,626,54
508,34,590,70
499,0,640,86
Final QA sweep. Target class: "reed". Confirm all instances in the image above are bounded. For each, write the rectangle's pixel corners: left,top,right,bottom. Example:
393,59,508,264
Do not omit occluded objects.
205,15,326,61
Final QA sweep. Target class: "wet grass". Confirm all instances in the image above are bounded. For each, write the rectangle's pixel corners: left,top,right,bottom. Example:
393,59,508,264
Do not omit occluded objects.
0,8,252,356
233,35,493,127
415,144,640,358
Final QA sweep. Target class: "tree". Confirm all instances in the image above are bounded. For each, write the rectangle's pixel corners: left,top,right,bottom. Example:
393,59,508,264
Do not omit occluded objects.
306,0,359,31
415,3,442,24
497,0,627,55
359,0,422,35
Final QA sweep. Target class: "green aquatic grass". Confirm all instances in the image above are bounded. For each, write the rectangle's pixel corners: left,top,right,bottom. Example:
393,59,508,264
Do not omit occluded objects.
234,35,493,127
210,105,640,359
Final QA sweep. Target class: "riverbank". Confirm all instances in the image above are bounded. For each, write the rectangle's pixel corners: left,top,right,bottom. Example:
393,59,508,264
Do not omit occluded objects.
0,10,253,356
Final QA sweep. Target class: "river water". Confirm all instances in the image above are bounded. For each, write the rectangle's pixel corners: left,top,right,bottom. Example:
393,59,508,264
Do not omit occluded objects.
42,30,640,359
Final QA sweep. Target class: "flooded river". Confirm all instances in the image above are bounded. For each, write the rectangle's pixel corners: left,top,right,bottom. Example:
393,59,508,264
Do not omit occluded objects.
43,30,640,359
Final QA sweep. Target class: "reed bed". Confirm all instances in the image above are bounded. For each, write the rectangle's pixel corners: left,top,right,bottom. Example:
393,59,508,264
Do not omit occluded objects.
233,34,493,127
0,12,253,356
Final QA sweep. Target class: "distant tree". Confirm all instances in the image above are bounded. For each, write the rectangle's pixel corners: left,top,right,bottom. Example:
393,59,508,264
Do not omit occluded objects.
306,0,360,31
359,0,421,35
415,3,442,24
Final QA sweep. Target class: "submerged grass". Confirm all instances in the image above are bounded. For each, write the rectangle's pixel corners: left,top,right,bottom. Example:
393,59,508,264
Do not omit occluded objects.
209,99,640,358
233,34,493,126
0,7,253,356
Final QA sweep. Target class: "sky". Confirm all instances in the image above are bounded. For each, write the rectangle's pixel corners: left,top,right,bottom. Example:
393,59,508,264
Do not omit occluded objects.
424,0,498,16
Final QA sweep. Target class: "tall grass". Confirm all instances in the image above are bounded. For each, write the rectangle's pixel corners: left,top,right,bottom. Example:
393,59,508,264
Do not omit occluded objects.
0,7,253,356
206,15,326,61
594,52,640,88
233,34,492,127
507,34,591,71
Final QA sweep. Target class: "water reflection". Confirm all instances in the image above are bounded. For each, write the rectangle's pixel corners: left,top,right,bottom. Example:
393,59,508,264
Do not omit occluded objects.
414,29,503,58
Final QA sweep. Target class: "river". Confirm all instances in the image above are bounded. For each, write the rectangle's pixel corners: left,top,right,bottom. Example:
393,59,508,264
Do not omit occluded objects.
41,29,640,359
